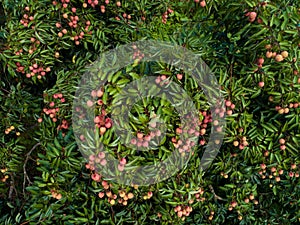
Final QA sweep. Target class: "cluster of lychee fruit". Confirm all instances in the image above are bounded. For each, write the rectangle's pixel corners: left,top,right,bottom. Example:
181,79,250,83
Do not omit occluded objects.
258,164,293,182
224,99,236,116
122,12,132,20
174,110,213,147
84,20,92,34
243,193,259,207
172,187,206,221
117,158,127,172
130,131,155,148
142,191,153,200
245,2,269,23
194,187,206,202
15,62,25,74
245,11,257,23
220,171,229,179
100,5,106,13
97,180,135,206
67,14,79,29
54,1,91,45
228,201,238,212
256,57,265,68
26,63,51,79
174,204,193,219
20,7,34,27
57,21,74,39
41,107,59,123
172,136,196,155
155,74,170,85
99,188,134,206
265,45,289,62
233,136,249,150
128,115,166,150
259,163,299,181
275,105,291,115
56,0,71,9
39,93,64,123
28,37,41,55
79,89,110,139
94,111,112,135
278,138,287,151
14,48,24,56
51,189,62,200
98,1,112,13
161,8,174,24
57,119,69,131
87,0,100,8
14,36,48,78
155,73,189,87
173,112,209,154
87,152,107,170
132,45,145,61
288,164,299,178
71,31,85,45
208,211,215,220
4,125,21,136
0,168,9,182
53,92,66,102
269,98,300,114
100,180,111,190
87,88,113,135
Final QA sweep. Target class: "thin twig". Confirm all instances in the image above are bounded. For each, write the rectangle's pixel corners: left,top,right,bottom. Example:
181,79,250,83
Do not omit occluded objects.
8,173,17,199
23,142,41,196
0,87,10,94
209,184,225,201
9,180,14,199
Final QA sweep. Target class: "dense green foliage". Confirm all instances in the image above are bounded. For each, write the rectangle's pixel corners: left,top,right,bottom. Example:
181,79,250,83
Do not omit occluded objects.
0,0,299,224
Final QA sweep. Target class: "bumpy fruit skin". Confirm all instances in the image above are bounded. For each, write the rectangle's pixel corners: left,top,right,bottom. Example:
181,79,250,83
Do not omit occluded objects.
137,132,143,139
233,141,239,146
278,108,284,114
258,81,264,88
265,44,271,49
280,145,286,150
266,51,273,58
226,110,232,115
200,1,206,7
100,126,107,134
257,18,262,24
279,138,285,144
177,73,183,80
260,164,266,170
86,100,93,107
275,54,284,62
248,12,257,22
281,51,288,58
257,58,264,65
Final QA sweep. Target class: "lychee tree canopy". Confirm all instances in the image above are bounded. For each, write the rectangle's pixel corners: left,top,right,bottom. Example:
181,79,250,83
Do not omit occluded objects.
0,0,299,224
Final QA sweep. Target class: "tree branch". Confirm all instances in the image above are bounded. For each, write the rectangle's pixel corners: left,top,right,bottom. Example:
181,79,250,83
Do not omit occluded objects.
209,184,225,201
8,173,17,199
23,142,41,196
